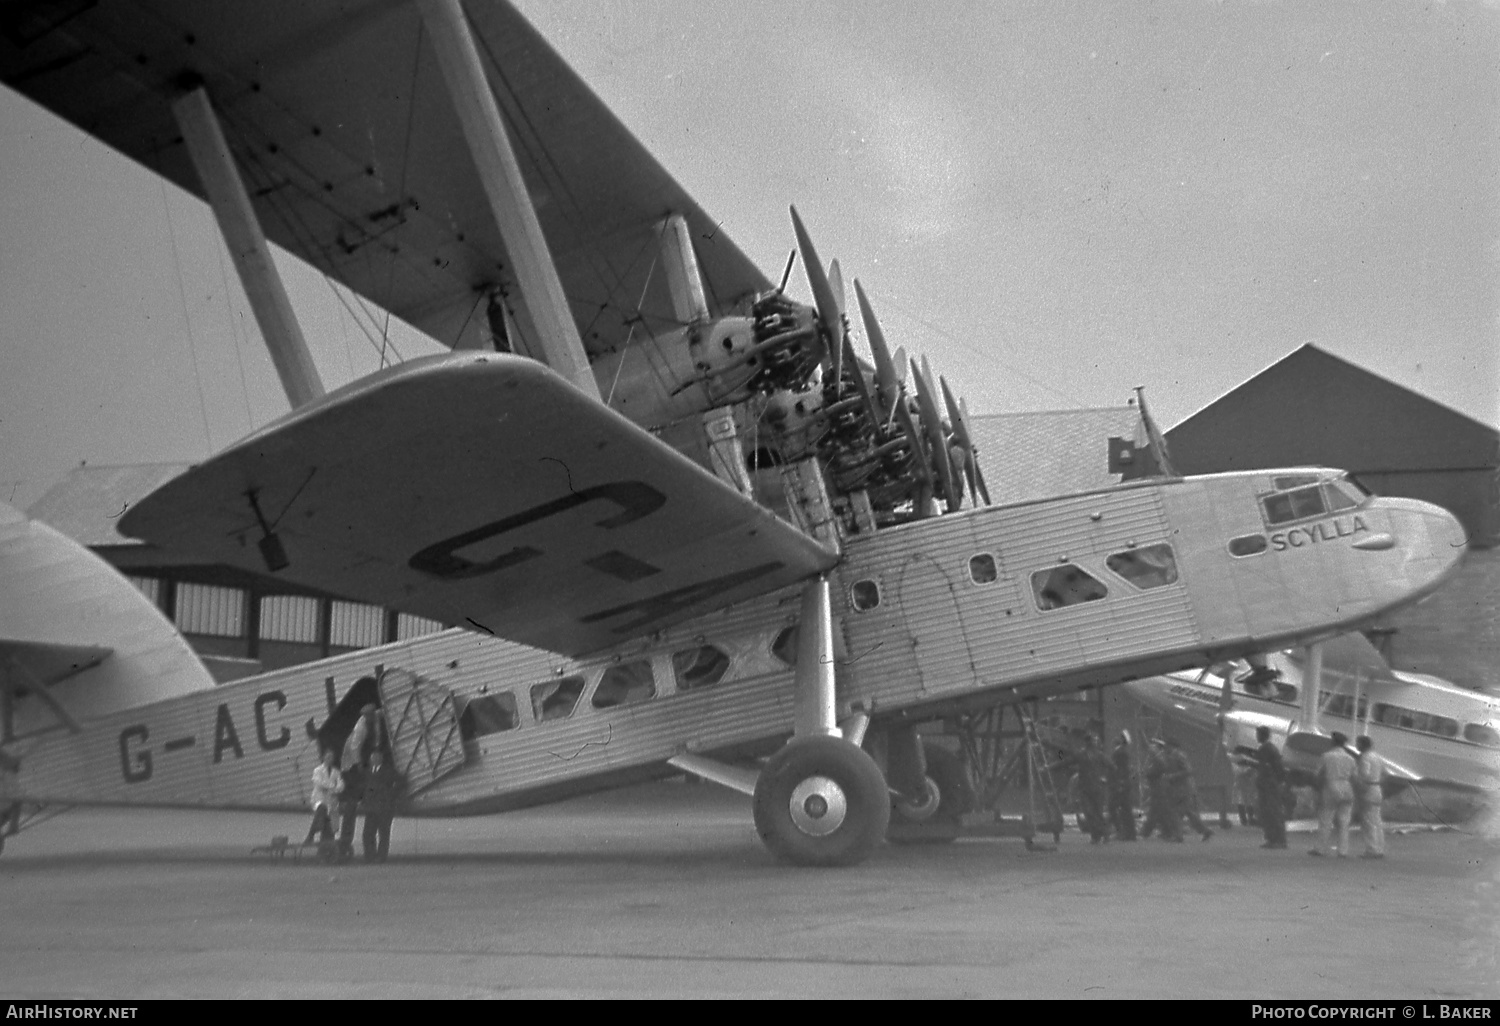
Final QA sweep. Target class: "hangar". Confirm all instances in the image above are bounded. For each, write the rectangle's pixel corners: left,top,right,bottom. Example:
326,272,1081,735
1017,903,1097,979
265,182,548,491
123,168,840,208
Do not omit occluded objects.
1163,344,1497,694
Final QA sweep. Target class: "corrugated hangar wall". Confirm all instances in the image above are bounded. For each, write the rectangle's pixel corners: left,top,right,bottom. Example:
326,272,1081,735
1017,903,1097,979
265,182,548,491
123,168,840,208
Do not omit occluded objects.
1166,344,1499,692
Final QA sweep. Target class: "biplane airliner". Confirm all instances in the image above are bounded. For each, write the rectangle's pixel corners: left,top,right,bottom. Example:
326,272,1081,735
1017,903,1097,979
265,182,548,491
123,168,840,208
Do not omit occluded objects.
0,0,1469,865
1124,634,1500,813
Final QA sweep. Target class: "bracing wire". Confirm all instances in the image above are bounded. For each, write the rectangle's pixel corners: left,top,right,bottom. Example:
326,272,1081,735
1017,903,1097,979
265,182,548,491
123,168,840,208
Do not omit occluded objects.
159,183,216,451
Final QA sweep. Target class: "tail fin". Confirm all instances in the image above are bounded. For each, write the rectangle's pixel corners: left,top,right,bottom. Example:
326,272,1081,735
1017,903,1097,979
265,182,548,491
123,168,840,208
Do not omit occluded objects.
0,502,214,737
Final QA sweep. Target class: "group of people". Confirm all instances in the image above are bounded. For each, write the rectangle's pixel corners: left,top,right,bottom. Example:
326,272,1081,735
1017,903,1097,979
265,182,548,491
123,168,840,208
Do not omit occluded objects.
1061,732,1214,844
303,704,403,863
1064,727,1388,858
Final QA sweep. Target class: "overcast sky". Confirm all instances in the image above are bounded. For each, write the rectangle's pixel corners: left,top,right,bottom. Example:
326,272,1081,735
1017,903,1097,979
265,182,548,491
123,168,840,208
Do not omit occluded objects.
2,0,1496,509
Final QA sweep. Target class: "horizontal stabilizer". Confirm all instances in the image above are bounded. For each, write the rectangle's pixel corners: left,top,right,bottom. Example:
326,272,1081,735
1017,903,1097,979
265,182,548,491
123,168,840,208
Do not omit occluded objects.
0,639,111,689
120,354,839,657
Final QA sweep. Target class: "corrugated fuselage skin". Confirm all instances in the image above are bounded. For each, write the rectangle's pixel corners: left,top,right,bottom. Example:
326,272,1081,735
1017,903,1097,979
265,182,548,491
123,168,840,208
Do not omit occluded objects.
4,471,1463,817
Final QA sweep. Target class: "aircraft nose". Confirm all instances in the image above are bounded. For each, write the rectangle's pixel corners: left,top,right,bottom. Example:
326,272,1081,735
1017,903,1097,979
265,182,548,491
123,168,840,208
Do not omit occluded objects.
1379,496,1467,593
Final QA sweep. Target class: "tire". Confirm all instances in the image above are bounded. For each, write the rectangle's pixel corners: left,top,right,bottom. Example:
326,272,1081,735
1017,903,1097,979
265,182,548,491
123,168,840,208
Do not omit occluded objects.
753,736,891,867
890,743,974,843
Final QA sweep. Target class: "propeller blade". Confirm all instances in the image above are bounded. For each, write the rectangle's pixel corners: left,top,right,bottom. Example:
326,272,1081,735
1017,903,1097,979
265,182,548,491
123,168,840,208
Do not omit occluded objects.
912,356,961,511
854,280,900,418
959,398,991,504
883,346,910,434
789,206,841,373
828,260,846,390
941,377,981,507
777,248,798,293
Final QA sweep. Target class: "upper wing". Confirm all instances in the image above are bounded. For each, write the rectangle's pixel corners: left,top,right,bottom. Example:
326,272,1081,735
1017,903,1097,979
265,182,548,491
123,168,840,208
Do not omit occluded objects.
0,0,769,355
118,354,838,657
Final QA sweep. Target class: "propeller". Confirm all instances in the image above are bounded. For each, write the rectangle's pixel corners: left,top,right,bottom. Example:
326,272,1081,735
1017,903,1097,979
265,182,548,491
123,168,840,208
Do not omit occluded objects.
828,259,848,391
853,279,902,424
789,206,841,378
911,356,962,511
940,376,991,507
959,398,992,505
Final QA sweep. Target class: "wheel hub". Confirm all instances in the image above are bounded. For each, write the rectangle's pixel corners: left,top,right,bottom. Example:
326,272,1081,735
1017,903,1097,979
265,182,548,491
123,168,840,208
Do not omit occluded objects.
894,776,942,822
788,775,848,836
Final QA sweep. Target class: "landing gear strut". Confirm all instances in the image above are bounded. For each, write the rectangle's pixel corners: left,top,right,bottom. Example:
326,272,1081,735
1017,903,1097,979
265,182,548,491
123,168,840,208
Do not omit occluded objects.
753,735,890,867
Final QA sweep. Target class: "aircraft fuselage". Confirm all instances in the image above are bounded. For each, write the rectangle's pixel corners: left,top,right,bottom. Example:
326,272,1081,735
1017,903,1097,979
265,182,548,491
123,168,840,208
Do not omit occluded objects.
3,468,1466,819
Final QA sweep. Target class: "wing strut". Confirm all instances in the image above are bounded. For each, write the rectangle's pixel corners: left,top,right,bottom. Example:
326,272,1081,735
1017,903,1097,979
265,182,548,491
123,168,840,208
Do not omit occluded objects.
173,87,324,409
417,0,601,402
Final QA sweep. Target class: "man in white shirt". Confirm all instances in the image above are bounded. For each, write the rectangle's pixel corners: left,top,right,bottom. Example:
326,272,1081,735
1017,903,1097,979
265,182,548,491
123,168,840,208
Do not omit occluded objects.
1310,731,1358,858
1355,735,1386,859
303,748,344,853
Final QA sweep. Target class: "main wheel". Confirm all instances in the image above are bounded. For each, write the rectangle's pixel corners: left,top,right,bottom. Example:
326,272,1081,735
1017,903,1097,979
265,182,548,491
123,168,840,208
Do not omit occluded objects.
753,736,891,867
890,743,974,843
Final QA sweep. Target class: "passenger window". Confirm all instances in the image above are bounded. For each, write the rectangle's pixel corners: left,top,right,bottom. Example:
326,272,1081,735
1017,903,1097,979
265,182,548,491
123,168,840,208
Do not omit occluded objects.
772,625,799,667
1463,723,1500,748
1105,544,1178,590
969,554,998,584
593,659,656,709
1274,682,1299,703
1031,564,1108,610
851,580,881,611
531,676,585,722
462,693,519,736
1229,535,1267,557
673,645,731,690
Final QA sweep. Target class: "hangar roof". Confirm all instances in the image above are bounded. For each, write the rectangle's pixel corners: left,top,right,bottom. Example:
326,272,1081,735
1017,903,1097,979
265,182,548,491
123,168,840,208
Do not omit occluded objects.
969,407,1139,504
1166,344,1498,475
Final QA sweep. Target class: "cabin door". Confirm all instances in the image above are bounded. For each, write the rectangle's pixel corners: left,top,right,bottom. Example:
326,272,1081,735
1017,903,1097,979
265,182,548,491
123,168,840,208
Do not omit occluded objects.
377,668,467,795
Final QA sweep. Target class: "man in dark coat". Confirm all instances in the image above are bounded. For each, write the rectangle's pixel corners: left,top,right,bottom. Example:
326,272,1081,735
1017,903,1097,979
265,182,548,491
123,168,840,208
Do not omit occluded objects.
361,747,403,862
1162,737,1213,842
1252,725,1288,849
337,758,366,861
1075,735,1112,844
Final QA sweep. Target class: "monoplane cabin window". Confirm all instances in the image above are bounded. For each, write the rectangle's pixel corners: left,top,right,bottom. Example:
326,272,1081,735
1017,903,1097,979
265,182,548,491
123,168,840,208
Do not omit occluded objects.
1105,543,1178,590
969,553,998,584
1031,564,1108,610
1463,723,1500,748
462,693,519,737
851,579,881,611
673,645,731,691
531,675,585,722
592,659,656,709
1372,703,1459,738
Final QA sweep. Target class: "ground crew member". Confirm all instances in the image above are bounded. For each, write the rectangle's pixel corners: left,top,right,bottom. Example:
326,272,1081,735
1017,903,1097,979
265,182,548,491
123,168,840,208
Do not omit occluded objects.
344,702,380,769
1110,731,1137,841
1311,731,1357,857
362,747,403,862
1252,726,1288,849
338,758,366,862
1162,737,1213,842
1140,739,1176,840
1355,735,1386,859
1231,758,1258,827
303,748,343,855
1076,734,1112,844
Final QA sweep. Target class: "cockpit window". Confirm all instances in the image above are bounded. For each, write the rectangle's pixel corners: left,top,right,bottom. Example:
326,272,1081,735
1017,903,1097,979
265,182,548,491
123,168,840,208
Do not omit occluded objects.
1105,544,1178,590
1261,485,1327,526
1032,564,1108,610
1324,478,1367,512
1272,474,1320,490
969,554,998,584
